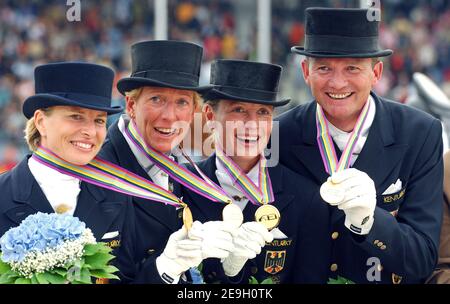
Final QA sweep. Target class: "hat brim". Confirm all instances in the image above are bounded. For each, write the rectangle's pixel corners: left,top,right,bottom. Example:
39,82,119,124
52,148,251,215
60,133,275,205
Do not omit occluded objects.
203,88,290,107
291,46,393,58
23,94,123,119
117,77,214,95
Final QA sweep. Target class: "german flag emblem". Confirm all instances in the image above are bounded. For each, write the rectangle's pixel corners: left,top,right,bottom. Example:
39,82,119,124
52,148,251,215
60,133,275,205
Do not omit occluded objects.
264,250,286,274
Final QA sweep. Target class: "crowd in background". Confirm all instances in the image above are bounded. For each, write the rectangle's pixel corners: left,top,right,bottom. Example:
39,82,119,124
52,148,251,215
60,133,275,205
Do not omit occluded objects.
0,0,449,169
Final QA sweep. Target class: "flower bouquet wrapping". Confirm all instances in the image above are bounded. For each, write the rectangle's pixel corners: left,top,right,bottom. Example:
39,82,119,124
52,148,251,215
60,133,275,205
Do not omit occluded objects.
0,212,119,284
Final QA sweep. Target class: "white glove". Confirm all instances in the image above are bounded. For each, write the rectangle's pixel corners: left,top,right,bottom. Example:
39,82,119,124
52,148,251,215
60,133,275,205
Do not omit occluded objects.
329,168,376,235
187,220,237,259
156,226,203,284
222,222,274,277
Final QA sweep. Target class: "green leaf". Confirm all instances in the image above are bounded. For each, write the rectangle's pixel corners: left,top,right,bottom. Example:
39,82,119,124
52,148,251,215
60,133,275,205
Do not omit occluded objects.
83,244,101,256
327,276,355,284
53,268,68,277
78,268,92,284
15,278,32,284
0,273,18,284
36,273,49,284
0,259,11,274
43,272,66,284
90,269,119,280
30,275,39,284
260,277,274,284
84,253,114,269
248,276,259,284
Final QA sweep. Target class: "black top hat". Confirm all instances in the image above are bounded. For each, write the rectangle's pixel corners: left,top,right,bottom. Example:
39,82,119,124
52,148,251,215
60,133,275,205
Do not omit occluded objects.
117,40,212,95
291,8,393,58
202,60,290,107
22,62,123,119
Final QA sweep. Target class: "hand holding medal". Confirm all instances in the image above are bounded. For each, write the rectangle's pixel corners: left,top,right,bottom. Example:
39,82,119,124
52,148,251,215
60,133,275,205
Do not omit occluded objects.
316,101,376,235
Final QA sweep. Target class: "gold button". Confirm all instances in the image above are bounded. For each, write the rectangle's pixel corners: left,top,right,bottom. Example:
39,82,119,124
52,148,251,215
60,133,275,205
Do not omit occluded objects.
381,245,387,250
377,242,383,247
147,248,155,255
373,240,379,245
331,232,339,240
330,264,338,272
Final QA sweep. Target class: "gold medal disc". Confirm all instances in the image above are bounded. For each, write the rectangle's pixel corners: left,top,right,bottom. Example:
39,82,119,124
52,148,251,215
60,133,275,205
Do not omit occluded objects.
183,206,193,231
255,204,280,230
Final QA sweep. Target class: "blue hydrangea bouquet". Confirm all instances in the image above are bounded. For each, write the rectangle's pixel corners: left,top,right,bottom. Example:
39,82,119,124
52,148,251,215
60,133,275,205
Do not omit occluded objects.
0,212,119,284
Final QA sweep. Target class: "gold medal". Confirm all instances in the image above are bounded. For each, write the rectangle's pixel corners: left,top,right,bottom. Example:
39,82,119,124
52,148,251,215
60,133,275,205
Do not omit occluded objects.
255,204,280,230
182,206,193,231
55,204,71,214
320,181,345,205
222,203,243,228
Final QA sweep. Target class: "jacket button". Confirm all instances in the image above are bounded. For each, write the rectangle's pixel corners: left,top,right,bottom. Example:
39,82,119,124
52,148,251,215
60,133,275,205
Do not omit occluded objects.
330,264,338,272
373,240,379,245
380,245,387,250
331,232,339,240
147,249,155,255
251,267,258,274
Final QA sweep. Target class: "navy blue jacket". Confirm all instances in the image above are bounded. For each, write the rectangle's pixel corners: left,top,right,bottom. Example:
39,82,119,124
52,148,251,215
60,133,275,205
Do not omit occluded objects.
0,156,136,284
98,121,182,283
275,92,443,284
181,155,331,284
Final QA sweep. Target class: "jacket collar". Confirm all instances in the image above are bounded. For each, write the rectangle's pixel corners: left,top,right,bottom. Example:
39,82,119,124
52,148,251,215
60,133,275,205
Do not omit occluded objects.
187,154,292,222
293,92,407,186
6,156,123,240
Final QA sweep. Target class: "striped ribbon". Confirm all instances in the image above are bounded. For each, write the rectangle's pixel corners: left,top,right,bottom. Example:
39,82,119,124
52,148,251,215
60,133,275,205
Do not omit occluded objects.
32,146,184,208
316,100,371,175
125,120,232,204
215,147,274,206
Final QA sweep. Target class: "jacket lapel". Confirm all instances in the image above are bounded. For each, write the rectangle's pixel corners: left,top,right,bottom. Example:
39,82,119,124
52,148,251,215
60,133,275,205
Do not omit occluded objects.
74,182,124,240
291,102,330,184
352,93,409,188
107,122,179,231
187,156,226,222
5,157,54,225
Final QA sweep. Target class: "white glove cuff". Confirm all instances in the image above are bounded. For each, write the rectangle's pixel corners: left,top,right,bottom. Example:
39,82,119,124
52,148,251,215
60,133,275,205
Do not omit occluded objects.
222,255,248,277
156,254,182,284
344,216,375,235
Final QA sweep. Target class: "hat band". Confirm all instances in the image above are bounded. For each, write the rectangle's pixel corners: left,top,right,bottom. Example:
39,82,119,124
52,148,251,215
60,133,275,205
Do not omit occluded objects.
132,70,199,87
47,92,111,107
216,85,277,101
304,35,381,54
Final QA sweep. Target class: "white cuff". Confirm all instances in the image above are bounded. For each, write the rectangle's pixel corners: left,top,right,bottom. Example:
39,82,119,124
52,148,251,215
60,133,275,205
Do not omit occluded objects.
344,216,374,235
156,255,182,284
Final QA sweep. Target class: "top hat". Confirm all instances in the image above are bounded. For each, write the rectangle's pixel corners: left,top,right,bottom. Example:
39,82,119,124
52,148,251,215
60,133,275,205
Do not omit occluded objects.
202,59,290,107
291,8,393,58
117,40,212,95
22,62,123,119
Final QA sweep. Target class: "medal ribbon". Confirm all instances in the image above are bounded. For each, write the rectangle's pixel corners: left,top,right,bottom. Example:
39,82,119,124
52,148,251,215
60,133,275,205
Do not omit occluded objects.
316,100,371,175
215,147,274,206
33,146,184,208
125,120,231,204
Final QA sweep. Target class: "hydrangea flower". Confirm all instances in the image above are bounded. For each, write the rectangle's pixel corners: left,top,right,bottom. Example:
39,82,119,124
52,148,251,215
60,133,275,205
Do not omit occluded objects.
0,213,85,263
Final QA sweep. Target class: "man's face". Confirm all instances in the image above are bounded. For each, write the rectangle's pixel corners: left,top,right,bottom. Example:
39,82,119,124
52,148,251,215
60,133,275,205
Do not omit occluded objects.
301,57,382,131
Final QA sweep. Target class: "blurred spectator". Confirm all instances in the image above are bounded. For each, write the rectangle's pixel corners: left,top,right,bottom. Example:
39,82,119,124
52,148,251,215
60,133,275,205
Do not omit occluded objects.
0,0,449,158
0,144,19,174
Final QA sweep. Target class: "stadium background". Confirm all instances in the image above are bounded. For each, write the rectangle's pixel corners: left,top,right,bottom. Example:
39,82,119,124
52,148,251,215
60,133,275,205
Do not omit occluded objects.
0,0,449,171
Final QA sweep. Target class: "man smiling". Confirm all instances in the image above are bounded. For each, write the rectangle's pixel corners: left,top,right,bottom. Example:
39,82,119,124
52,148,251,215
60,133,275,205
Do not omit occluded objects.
276,7,443,284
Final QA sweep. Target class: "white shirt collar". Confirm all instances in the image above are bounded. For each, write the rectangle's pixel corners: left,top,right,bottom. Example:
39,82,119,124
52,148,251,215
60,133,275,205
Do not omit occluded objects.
118,115,173,190
28,156,80,215
215,156,260,210
325,95,376,156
